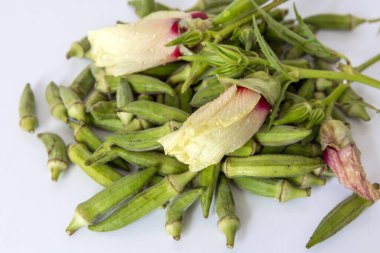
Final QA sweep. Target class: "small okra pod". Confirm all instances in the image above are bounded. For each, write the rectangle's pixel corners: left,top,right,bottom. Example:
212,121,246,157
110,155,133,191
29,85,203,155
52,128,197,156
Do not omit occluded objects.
313,165,335,178
89,171,197,232
304,14,379,31
193,164,220,218
37,133,69,181
91,65,120,94
273,102,312,125
19,83,38,133
316,78,334,92
140,62,183,79
59,86,86,122
115,118,152,134
306,190,377,249
118,100,189,125
284,143,322,158
85,147,188,176
190,81,226,108
116,81,134,125
125,74,175,96
337,88,370,121
288,173,326,189
156,94,164,104
45,82,69,123
66,36,91,59
66,167,157,235
226,139,259,157
164,93,179,108
165,188,203,240
85,90,108,111
85,113,124,132
137,94,154,101
68,143,122,187
167,64,191,85
281,58,311,69
90,101,118,121
175,84,193,113
216,174,240,249
222,155,324,178
233,177,311,202
259,145,285,154
285,46,305,60
254,125,312,147
148,175,164,187
70,65,95,99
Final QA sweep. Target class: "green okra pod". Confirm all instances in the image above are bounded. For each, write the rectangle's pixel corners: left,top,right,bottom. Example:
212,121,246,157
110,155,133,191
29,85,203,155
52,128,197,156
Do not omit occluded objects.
128,0,155,18
306,192,376,249
85,90,108,111
281,58,311,69
233,177,311,202
222,155,324,178
216,174,240,249
337,88,370,121
141,62,183,79
148,175,164,187
90,101,118,121
164,92,179,108
91,65,120,94
68,143,122,187
45,82,69,123
19,83,38,133
190,81,226,108
66,36,91,59
284,143,322,158
255,125,312,146
165,188,203,240
259,145,285,154
116,117,152,134
118,100,189,124
194,164,220,218
66,167,157,235
60,86,86,122
288,173,326,189
227,139,259,157
85,113,124,132
274,102,312,125
137,94,154,101
125,74,175,96
116,81,134,125
285,46,305,60
70,65,95,99
37,133,69,181
89,171,197,232
175,84,193,113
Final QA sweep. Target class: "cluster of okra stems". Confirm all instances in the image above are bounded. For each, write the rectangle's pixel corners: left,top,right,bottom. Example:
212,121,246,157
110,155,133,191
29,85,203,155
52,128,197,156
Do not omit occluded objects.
19,0,380,249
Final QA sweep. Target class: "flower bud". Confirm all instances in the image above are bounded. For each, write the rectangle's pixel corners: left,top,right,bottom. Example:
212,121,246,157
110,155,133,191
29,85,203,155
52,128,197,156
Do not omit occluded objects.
274,102,312,125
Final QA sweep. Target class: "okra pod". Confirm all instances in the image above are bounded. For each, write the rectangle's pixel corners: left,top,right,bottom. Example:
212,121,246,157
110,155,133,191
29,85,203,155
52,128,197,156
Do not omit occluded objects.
66,167,157,235
90,101,118,120
288,173,326,189
116,118,152,134
222,155,324,178
304,14,377,31
274,102,312,125
193,164,220,218
165,188,203,240
259,145,285,154
337,88,370,121
284,143,322,158
89,171,197,232
255,125,312,146
45,82,69,123
233,177,311,202
190,82,226,108
141,62,183,79
226,139,259,157
116,81,134,125
85,90,108,111
60,86,86,122
118,100,189,124
38,133,69,181
85,113,124,132
66,36,91,59
175,84,193,114
68,144,122,187
125,74,175,96
70,65,95,99
216,174,240,249
91,65,120,94
137,94,154,101
19,83,38,133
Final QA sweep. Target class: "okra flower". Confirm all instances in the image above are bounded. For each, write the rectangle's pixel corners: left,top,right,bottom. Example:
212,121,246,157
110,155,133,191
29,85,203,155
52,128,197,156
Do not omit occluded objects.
320,119,380,201
158,72,280,172
88,11,208,76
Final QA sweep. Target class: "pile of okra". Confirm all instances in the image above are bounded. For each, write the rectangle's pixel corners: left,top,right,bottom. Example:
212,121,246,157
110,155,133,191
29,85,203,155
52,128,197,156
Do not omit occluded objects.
19,0,380,250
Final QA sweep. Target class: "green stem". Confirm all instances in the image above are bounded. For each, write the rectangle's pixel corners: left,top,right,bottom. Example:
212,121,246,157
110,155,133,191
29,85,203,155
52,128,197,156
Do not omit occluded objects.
320,83,350,106
355,53,380,72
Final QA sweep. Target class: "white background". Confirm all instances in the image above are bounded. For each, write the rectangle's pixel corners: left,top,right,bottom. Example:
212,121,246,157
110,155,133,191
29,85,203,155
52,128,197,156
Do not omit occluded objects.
1,0,380,252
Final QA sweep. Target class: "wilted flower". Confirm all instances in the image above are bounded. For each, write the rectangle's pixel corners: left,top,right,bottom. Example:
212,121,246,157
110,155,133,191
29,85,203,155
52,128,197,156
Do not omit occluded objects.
88,11,208,76
158,72,280,172
320,119,380,201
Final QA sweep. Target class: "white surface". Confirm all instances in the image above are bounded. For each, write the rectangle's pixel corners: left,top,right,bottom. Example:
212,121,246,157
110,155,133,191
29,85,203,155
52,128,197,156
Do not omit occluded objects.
1,0,380,252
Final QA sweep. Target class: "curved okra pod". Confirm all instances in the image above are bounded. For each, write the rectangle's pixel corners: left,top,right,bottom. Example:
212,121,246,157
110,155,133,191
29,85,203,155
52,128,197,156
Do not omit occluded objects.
66,167,157,235
165,188,204,240
306,192,376,249
226,139,259,157
86,147,188,176
37,133,69,181
91,65,121,94
85,90,108,111
141,62,183,79
193,164,220,218
284,143,322,158
288,173,326,189
45,82,69,123
68,143,122,187
116,81,134,125
216,174,240,249
190,81,226,108
118,100,189,124
85,113,124,132
175,84,193,114
89,171,197,232
125,74,175,96
116,118,152,134
90,101,118,120
304,14,379,31
66,36,91,59
70,65,95,99
222,155,324,178
59,86,86,122
254,125,312,146
19,83,38,133
233,177,311,202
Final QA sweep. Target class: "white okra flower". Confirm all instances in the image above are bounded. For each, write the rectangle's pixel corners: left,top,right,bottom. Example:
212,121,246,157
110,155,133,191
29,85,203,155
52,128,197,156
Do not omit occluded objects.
158,72,280,172
87,11,208,76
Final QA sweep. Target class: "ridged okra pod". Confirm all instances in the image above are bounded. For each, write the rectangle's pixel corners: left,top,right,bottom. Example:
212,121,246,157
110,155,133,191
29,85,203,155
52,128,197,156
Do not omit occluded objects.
216,174,240,249
37,133,69,181
45,82,69,123
254,125,312,146
60,86,86,122
288,173,326,189
175,84,193,113
284,143,322,158
165,188,203,240
66,167,157,235
190,81,226,107
19,83,38,133
89,171,197,232
233,177,311,202
125,74,175,96
226,139,259,157
118,100,189,124
66,36,91,59
304,14,377,31
193,164,220,218
116,118,152,134
70,65,95,99
90,101,118,120
85,113,124,132
223,155,324,178
306,192,375,248
116,81,134,125
85,90,108,111
141,62,183,79
68,143,122,187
